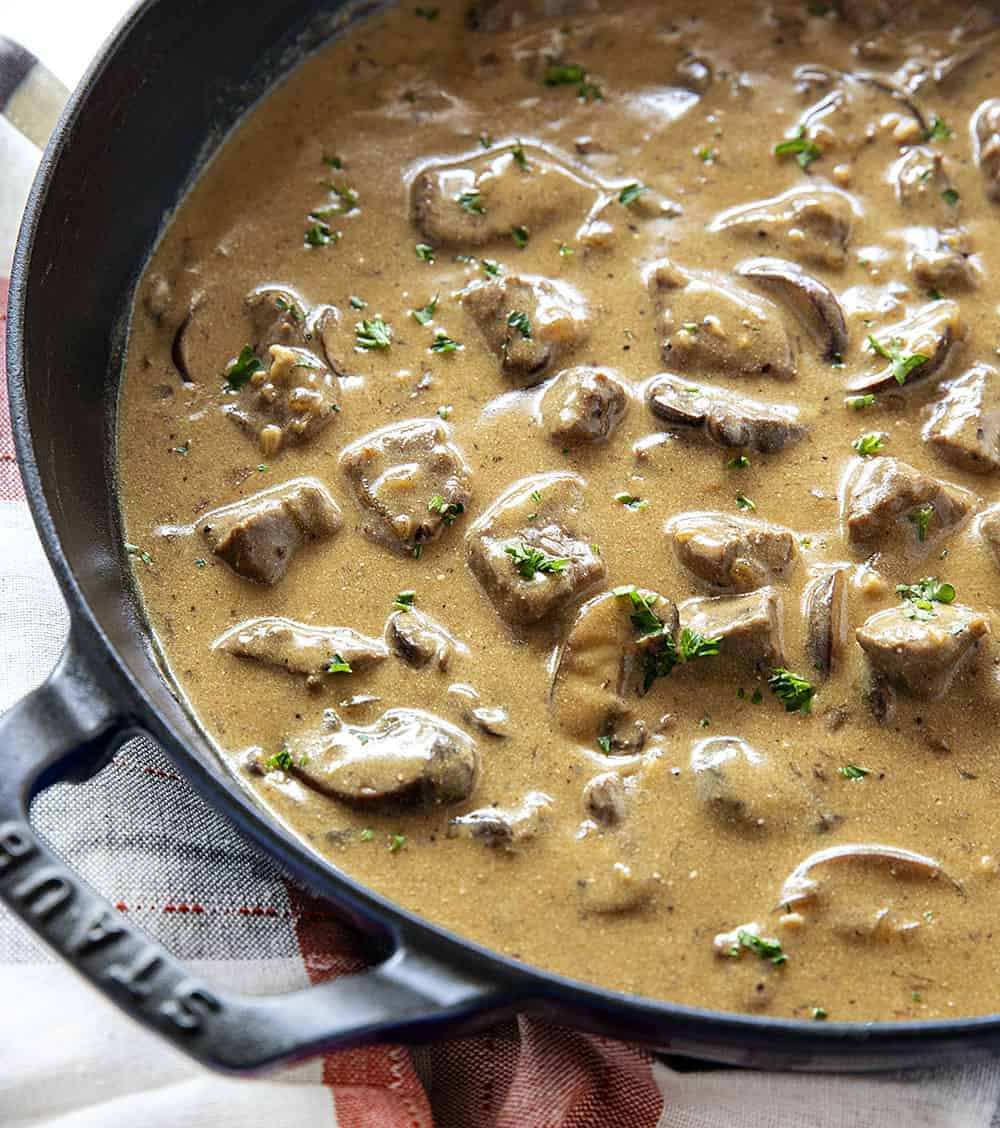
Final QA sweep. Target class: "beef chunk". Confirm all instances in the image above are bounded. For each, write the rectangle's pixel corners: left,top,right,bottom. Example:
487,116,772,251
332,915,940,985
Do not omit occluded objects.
286,707,479,807
846,300,963,396
647,374,806,454
923,364,1000,475
200,478,342,584
804,566,849,677
691,735,807,830
538,366,629,446
387,608,466,671
467,472,606,626
245,285,335,356
890,148,961,225
448,791,552,849
979,505,1000,568
907,227,979,292
339,418,473,555
843,457,973,547
667,511,797,593
856,604,990,698
973,98,1000,202
551,588,677,746
679,587,785,672
224,343,341,457
213,617,387,686
709,186,857,269
411,144,598,248
648,260,795,380
468,0,598,31
462,274,589,386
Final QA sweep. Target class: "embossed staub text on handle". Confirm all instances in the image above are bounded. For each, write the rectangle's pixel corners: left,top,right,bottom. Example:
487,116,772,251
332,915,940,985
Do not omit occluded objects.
0,819,222,1032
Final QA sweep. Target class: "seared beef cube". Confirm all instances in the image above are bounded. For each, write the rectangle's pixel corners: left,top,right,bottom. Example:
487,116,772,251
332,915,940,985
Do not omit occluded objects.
387,608,466,671
462,274,589,386
467,472,605,626
709,186,856,269
224,343,341,456
667,511,797,593
908,228,979,292
647,374,806,454
245,285,334,354
340,418,473,555
891,148,961,225
411,145,597,248
648,260,795,380
924,364,1000,474
973,98,1000,202
538,366,629,446
846,300,963,396
213,616,387,684
551,589,677,744
448,791,552,849
691,735,807,830
200,477,341,584
843,457,973,546
856,604,990,699
287,707,479,807
679,587,785,672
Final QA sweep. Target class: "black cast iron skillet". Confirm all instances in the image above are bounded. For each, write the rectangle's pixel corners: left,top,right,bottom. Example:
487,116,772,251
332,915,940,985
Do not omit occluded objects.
5,0,1000,1075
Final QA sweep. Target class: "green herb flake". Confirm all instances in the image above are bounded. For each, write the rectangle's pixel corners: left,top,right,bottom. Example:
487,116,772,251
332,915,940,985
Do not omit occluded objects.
839,763,872,780
734,929,788,965
326,653,353,674
170,441,190,455
195,558,207,568
428,495,465,525
355,318,393,350
305,217,340,247
412,544,423,560
618,182,649,206
482,258,502,278
866,334,929,386
124,542,153,567
852,432,885,457
511,141,528,170
457,189,486,215
812,1006,828,1021
597,735,612,755
511,225,530,249
326,183,359,212
264,747,294,773
926,114,953,141
412,294,439,325
735,492,756,512
479,133,492,149
542,63,603,100
908,504,935,543
394,590,416,611
615,492,648,511
912,991,923,1003
415,243,436,263
349,295,367,310
430,332,461,353
275,296,305,322
507,309,532,339
359,828,375,842
224,345,263,391
750,689,763,705
558,242,573,257
388,833,407,853
846,394,876,410
727,455,749,470
896,577,955,608
941,187,960,207
774,125,822,169
415,5,439,18
505,541,570,580
437,405,452,419
322,154,343,169
768,667,815,715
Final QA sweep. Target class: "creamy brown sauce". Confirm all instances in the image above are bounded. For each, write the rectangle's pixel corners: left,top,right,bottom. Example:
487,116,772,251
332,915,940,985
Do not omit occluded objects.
118,0,1000,1021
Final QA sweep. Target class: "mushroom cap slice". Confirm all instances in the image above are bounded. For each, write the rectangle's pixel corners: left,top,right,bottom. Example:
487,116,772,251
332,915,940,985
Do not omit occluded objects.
803,566,849,676
846,300,964,395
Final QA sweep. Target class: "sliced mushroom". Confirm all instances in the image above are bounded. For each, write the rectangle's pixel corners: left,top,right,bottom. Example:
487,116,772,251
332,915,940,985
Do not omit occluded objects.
777,843,963,909
448,790,552,849
387,608,467,671
286,707,479,807
803,566,849,676
735,257,848,361
846,300,963,395
583,771,628,826
170,296,203,383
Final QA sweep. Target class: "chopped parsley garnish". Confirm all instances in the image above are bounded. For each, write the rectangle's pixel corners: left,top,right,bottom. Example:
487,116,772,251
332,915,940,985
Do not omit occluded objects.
511,141,528,170
612,586,720,688
415,6,439,18
224,345,262,390
729,929,788,965
326,183,359,212
415,243,436,263
124,542,153,567
774,125,822,169
618,182,649,206
322,154,343,169
412,294,439,325
437,405,452,419
698,145,718,163
170,441,189,455
750,689,764,705
768,667,815,715
350,295,367,310
612,585,664,638
530,489,542,504
457,189,485,214
908,504,935,542
482,258,502,278
388,834,406,852
928,288,944,301
559,242,573,257
511,225,530,248
846,394,875,410
941,187,960,207
412,545,423,560
428,495,464,524
896,577,955,606
195,558,207,568
839,764,872,780
812,1007,828,1021
727,455,749,470
505,541,570,579
305,216,339,246
326,654,353,674
359,828,375,842
430,332,461,353
394,590,416,611
355,318,393,350
264,748,294,773
479,133,492,149
926,114,953,141
597,735,612,755
615,492,648,510
735,492,756,512
275,296,305,322
507,309,532,339
852,432,885,456
866,334,928,386
542,63,602,100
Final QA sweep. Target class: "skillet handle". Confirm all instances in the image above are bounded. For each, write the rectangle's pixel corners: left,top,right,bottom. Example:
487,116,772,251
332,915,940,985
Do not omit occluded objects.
0,637,510,1072
0,36,68,148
